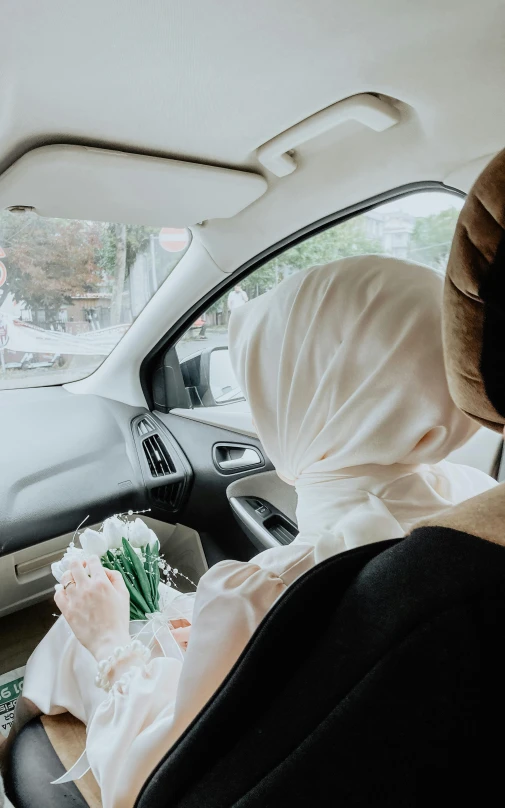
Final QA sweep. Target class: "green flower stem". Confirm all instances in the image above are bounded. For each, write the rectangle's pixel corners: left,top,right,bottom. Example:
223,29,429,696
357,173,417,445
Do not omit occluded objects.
117,542,136,581
144,546,155,604
121,569,151,615
129,603,145,621
109,548,150,615
123,539,155,612
154,556,161,606
102,556,143,619
101,541,164,619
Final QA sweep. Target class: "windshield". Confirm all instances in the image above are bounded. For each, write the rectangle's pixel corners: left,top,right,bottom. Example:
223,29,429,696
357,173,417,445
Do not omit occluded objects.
0,213,191,390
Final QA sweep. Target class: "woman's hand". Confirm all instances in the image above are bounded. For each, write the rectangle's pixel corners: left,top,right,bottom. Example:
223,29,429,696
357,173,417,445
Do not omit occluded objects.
54,555,131,661
169,618,191,650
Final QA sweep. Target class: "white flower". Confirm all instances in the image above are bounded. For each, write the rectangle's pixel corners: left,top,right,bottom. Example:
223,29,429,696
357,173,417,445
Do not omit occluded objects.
127,518,151,548
51,546,86,583
125,518,159,550
80,528,107,557
102,516,126,550
146,528,158,551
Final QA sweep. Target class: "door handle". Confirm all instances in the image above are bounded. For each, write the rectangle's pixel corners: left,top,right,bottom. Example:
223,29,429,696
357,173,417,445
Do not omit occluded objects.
213,444,264,473
219,448,262,470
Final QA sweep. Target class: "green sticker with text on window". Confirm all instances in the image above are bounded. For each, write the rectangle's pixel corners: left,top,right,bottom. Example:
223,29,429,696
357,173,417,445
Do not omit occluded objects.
0,667,25,737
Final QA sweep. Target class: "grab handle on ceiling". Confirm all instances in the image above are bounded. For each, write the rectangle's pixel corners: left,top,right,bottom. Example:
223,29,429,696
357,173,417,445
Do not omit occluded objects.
257,93,400,178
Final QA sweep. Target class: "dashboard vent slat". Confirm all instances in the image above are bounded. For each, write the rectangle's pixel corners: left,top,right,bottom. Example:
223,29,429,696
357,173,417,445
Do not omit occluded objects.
137,418,154,436
152,481,184,511
143,434,176,477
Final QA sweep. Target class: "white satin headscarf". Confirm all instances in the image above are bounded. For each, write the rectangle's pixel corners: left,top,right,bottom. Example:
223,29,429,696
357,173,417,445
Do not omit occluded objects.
229,255,495,562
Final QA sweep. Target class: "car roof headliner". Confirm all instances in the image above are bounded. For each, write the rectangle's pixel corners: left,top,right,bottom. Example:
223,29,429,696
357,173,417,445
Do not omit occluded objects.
3,0,505,269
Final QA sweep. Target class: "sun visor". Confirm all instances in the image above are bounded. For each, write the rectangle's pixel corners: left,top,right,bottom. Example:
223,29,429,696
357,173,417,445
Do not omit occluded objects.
0,145,268,226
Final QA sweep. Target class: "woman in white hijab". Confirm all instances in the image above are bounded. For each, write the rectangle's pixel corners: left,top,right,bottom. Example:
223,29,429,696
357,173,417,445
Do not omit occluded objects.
17,256,494,808
229,255,494,559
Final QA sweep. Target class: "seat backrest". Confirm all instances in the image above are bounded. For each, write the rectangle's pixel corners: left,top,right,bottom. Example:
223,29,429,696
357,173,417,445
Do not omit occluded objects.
136,529,505,807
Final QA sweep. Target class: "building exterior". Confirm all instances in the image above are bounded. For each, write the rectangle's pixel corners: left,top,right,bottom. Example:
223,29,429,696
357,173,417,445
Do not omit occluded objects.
365,208,415,259
19,292,113,334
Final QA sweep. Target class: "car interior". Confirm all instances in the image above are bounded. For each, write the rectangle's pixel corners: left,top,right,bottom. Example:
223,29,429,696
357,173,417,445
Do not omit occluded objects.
1,0,505,805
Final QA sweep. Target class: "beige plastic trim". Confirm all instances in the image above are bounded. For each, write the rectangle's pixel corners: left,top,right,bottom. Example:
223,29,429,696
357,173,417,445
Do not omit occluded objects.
15,549,68,578
257,93,401,177
0,516,207,618
0,145,268,227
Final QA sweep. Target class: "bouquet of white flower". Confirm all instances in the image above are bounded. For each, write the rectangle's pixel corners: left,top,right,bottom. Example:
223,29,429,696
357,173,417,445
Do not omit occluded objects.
49,514,196,787
52,515,173,621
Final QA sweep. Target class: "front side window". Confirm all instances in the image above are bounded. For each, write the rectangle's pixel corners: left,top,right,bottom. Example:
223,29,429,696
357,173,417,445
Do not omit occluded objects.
175,189,463,408
0,213,191,390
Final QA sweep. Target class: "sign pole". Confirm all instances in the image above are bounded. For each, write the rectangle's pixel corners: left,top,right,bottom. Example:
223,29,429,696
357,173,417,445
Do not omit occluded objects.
150,234,157,296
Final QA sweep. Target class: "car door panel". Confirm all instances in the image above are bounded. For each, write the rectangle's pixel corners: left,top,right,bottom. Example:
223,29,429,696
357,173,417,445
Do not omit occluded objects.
226,470,298,551
155,411,275,562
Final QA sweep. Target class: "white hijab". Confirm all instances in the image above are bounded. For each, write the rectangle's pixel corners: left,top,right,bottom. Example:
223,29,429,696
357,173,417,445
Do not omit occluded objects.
229,255,495,563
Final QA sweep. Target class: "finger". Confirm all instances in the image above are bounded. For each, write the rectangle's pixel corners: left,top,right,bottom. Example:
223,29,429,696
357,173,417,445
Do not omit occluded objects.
104,568,127,592
169,618,191,630
54,588,66,612
61,570,74,586
87,555,107,579
69,558,88,585
171,626,191,645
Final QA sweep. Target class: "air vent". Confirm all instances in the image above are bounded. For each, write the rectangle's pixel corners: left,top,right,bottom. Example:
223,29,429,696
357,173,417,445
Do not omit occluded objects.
152,481,185,511
143,434,176,477
137,417,155,436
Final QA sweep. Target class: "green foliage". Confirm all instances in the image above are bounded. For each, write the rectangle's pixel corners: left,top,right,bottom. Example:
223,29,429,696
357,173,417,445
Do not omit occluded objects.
0,201,459,330
0,211,103,319
229,217,381,303
264,217,382,286
98,223,159,279
0,211,181,323
408,208,460,270
237,262,278,301
207,207,461,317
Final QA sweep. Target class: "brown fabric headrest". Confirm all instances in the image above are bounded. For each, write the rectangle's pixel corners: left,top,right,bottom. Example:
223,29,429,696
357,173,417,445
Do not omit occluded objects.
444,149,505,432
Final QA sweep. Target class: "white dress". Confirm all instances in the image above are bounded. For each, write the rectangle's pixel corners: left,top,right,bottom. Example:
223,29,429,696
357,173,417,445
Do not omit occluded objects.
23,543,315,808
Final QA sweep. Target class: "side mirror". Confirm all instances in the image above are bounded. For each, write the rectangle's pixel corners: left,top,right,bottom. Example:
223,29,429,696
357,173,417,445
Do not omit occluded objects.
180,346,244,406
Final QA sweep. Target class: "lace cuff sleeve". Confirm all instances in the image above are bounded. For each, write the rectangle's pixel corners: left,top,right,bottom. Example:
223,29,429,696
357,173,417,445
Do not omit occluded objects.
95,639,151,692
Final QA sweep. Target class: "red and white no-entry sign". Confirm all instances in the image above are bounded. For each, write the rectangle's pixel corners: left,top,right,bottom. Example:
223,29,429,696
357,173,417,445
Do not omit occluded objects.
0,262,6,288
158,227,189,253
